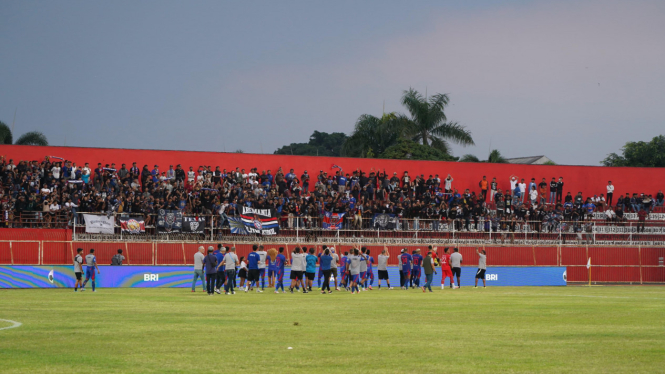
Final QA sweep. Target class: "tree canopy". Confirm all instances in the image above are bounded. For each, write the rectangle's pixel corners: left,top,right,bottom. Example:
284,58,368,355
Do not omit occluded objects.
0,120,48,146
379,139,458,161
602,135,665,167
274,131,348,157
459,149,508,163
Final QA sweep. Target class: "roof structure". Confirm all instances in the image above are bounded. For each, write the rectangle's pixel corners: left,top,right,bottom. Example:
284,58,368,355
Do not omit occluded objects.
505,155,553,165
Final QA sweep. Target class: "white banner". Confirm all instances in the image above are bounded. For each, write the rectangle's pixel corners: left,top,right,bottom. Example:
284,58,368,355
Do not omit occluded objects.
83,214,115,234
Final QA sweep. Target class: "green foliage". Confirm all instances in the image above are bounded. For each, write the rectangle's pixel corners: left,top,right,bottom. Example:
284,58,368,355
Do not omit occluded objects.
543,160,557,166
0,120,48,145
234,149,244,153
14,131,48,146
458,149,507,163
379,139,458,161
341,113,402,158
400,88,474,153
0,121,13,144
274,131,348,157
602,135,665,167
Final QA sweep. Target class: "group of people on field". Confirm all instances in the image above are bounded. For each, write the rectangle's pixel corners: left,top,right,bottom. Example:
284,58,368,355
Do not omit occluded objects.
193,244,489,295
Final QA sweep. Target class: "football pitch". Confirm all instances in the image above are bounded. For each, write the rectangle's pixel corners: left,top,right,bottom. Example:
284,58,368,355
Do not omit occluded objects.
1,286,664,373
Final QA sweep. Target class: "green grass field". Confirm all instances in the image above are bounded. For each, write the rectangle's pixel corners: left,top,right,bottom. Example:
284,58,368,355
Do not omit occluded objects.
1,286,664,373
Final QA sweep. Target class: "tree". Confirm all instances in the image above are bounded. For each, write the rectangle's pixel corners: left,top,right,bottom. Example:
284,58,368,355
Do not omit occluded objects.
0,121,49,146
274,131,348,157
459,149,508,163
379,139,458,161
342,113,402,158
399,88,474,154
602,136,665,167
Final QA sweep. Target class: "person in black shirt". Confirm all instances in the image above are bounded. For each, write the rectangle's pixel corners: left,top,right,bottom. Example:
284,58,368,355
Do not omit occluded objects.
549,178,557,204
556,177,564,203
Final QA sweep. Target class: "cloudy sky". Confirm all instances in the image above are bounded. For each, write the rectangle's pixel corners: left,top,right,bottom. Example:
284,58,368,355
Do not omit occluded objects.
1,0,664,165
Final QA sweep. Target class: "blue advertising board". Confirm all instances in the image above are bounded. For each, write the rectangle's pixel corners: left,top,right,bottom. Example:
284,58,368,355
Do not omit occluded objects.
0,265,566,289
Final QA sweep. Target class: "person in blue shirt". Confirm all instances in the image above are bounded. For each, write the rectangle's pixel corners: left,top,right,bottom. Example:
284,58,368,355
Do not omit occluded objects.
213,245,227,294
274,247,286,294
305,247,318,292
246,245,261,293
410,249,423,288
339,252,348,289
359,247,369,290
317,245,327,288
319,248,333,294
364,252,375,290
400,250,413,289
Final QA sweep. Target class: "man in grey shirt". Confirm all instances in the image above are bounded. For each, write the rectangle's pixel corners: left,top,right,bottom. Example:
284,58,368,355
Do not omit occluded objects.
348,248,366,294
192,246,206,292
221,247,239,294
359,247,368,290
475,247,487,288
450,247,463,288
330,247,340,291
377,247,392,289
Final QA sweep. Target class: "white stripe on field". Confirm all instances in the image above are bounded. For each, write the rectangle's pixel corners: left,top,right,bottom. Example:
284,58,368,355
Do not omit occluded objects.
0,319,22,331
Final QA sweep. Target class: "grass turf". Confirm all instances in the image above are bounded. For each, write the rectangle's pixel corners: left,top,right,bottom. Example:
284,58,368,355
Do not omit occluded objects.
0,286,664,373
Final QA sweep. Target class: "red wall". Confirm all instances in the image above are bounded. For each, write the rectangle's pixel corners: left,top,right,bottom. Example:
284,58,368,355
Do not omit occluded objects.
1,144,663,198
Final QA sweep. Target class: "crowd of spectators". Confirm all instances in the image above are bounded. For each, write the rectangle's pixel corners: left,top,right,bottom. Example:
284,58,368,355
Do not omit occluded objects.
1,155,663,233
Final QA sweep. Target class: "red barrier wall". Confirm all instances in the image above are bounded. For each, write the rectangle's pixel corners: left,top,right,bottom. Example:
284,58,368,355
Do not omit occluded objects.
2,144,664,198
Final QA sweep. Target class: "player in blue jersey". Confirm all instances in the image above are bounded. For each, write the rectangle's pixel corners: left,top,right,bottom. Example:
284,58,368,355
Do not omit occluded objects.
274,247,286,293
359,247,368,291
400,249,412,290
317,245,327,288
411,249,423,288
246,245,261,293
364,251,375,290
338,251,348,289
81,248,100,292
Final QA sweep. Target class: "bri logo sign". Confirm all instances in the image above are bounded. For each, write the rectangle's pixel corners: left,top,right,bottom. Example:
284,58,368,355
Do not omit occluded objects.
143,274,159,281
487,274,498,281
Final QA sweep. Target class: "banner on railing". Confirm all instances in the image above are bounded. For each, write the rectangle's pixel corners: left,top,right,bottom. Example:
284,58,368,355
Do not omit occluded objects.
156,210,182,233
592,212,665,221
182,216,206,234
239,206,279,235
228,217,248,235
83,214,114,234
373,213,398,230
119,215,145,234
322,211,344,230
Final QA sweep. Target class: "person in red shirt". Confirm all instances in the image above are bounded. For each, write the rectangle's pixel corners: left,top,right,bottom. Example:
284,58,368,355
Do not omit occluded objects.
440,247,455,289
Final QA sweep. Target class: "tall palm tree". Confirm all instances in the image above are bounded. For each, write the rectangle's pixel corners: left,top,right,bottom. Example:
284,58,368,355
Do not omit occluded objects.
400,88,474,154
342,113,402,157
459,154,481,162
0,121,49,146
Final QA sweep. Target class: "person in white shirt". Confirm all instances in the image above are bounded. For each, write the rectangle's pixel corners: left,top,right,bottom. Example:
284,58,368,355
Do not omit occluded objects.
529,186,539,206
606,181,615,207
605,206,616,224
289,247,307,293
444,174,453,193
187,167,195,183
51,164,61,180
518,179,527,203
509,175,518,197
257,245,268,290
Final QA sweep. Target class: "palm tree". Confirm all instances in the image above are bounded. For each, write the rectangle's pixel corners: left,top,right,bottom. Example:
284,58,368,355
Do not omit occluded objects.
399,88,474,154
0,121,49,146
487,149,508,163
458,149,508,163
459,154,481,162
342,113,402,157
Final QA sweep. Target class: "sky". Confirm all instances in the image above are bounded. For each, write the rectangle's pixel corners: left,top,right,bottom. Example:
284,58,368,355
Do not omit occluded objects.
1,0,664,165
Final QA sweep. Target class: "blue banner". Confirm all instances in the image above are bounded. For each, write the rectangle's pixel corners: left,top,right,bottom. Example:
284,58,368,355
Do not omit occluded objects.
0,266,566,288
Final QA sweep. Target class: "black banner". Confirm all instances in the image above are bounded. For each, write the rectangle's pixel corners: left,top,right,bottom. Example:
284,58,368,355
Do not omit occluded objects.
157,209,183,233
182,216,206,234
239,206,280,235
373,213,398,230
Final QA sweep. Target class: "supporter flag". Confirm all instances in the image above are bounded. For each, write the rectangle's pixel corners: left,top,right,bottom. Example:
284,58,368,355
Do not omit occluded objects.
238,206,279,235
119,215,145,234
156,209,182,233
182,216,205,234
83,214,115,234
322,211,345,230
586,258,591,269
228,217,248,235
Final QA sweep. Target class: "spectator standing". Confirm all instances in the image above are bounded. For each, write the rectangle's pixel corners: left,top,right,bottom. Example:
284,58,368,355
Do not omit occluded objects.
450,247,463,288
221,247,238,295
475,248,487,288
607,181,615,207
111,249,125,265
549,178,557,204
192,246,206,292
377,247,392,289
422,250,436,293
556,177,564,204
479,176,488,201
203,246,217,296
518,179,527,203
489,178,498,202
